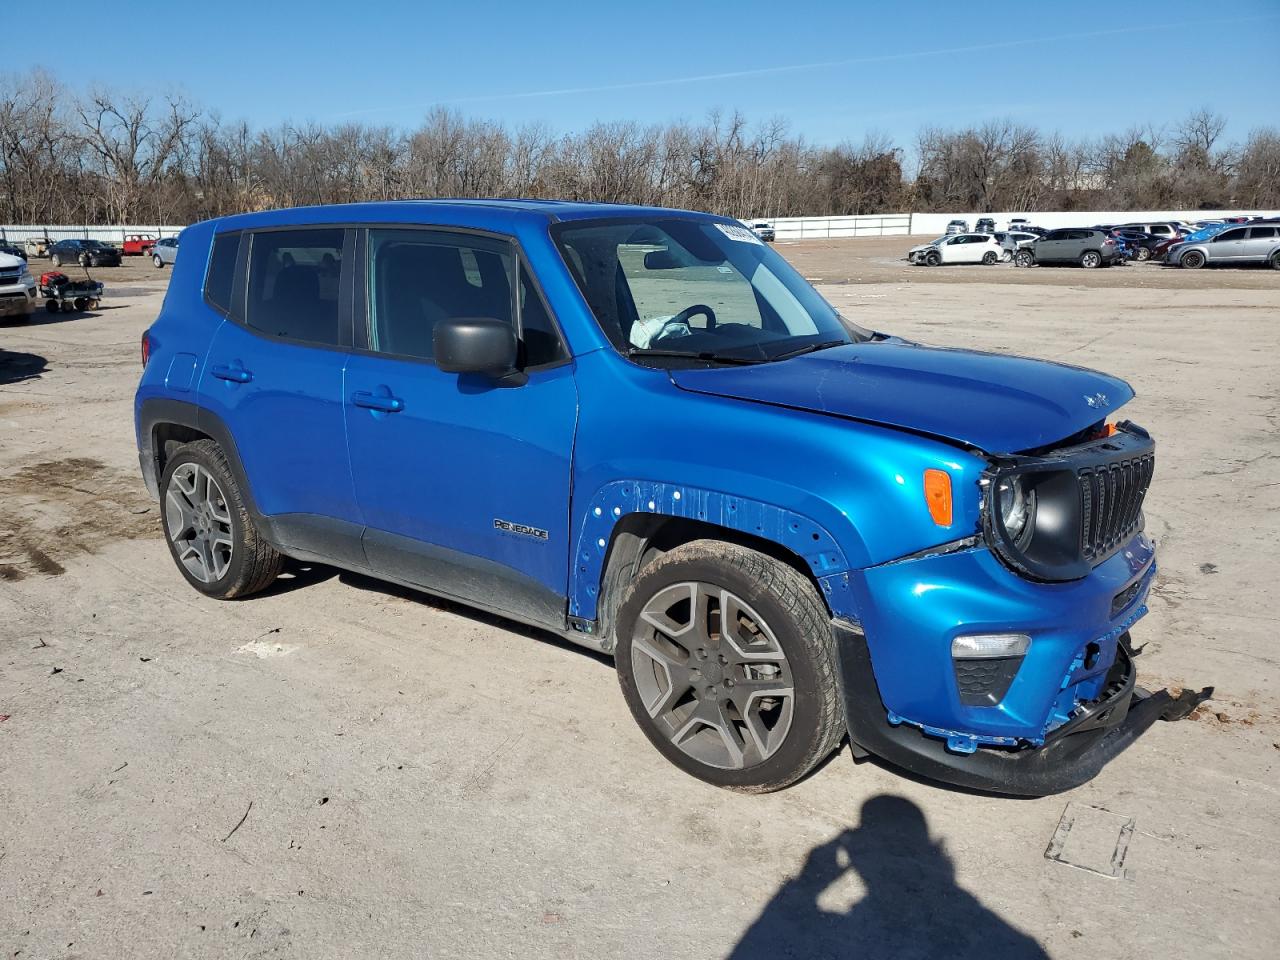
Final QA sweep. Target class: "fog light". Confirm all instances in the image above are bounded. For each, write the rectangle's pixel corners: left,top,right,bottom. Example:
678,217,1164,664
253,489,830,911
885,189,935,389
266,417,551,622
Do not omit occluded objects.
951,633,1031,659
952,634,1030,706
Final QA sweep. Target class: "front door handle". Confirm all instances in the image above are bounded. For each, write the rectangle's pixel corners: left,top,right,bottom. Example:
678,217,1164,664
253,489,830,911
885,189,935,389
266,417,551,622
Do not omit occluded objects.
352,391,404,413
211,364,253,383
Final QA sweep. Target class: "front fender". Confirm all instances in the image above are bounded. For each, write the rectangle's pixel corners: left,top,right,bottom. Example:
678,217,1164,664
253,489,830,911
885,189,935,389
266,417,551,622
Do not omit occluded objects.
567,479,859,622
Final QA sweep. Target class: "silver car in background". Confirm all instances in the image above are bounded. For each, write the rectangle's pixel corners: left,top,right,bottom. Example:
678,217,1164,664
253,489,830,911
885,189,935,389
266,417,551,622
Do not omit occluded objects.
152,235,179,268
1171,222,1280,269
997,230,1039,262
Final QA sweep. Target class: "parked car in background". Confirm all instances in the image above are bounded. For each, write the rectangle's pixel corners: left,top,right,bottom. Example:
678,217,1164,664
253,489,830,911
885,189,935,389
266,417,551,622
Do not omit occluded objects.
1155,223,1228,261
122,233,158,256
906,236,948,264
135,199,1173,796
0,241,28,261
945,219,968,235
0,250,38,321
24,235,52,258
1170,222,1280,269
48,239,122,268
975,217,996,234
997,230,1039,262
1116,221,1179,239
1016,229,1121,268
917,233,1002,266
749,221,775,243
152,235,179,268
1109,229,1163,261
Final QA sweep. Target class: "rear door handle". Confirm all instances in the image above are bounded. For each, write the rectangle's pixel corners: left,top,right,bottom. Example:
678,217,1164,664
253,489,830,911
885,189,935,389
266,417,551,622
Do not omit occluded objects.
352,391,404,413
211,364,253,383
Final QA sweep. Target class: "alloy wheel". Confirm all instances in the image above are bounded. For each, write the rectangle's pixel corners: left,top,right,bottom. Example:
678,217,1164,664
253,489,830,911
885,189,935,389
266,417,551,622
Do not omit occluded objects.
165,462,234,583
631,581,795,771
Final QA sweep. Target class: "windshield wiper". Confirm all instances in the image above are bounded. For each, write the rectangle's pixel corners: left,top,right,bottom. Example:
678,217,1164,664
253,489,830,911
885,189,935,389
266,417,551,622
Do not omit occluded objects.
771,339,849,361
626,347,765,365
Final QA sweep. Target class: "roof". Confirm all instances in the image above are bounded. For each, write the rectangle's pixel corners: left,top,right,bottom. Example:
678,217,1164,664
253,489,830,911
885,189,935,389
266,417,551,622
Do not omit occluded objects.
205,199,722,234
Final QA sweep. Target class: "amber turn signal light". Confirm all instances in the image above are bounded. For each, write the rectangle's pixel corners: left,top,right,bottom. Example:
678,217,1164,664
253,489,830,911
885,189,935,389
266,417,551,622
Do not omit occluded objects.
923,469,953,527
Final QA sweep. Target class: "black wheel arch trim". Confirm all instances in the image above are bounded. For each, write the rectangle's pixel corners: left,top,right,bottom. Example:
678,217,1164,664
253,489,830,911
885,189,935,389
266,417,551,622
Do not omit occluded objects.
137,398,260,518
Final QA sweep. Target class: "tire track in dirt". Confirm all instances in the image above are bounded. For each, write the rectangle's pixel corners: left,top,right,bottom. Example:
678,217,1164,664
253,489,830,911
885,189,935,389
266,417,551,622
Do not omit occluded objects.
0,456,159,579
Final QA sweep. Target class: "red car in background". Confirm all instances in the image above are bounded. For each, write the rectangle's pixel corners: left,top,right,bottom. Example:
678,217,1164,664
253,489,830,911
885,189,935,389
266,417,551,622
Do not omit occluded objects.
121,233,157,256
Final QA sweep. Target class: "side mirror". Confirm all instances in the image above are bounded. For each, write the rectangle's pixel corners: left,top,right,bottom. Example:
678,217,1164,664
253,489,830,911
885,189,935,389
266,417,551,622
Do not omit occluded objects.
434,317,520,381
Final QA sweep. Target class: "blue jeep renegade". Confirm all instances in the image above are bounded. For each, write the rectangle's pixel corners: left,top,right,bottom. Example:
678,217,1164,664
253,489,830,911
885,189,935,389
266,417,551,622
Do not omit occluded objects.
136,200,1179,795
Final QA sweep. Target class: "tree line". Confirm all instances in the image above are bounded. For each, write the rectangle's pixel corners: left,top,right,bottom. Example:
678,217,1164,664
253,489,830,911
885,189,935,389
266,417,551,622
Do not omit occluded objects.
2,69,1277,226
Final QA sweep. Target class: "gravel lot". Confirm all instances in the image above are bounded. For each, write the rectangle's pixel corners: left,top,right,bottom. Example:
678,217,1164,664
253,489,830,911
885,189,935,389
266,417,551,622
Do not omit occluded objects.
2,239,1277,959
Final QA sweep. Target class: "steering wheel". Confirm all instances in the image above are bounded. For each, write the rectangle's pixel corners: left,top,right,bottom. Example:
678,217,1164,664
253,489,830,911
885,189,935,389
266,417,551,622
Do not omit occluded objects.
670,303,717,331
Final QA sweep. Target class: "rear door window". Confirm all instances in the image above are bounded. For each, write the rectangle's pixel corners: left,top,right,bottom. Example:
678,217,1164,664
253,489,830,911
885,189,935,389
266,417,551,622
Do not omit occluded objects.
245,229,346,345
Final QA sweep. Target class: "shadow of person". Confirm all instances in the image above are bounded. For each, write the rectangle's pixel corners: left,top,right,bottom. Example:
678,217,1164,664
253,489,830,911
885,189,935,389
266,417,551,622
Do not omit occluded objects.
728,795,1048,960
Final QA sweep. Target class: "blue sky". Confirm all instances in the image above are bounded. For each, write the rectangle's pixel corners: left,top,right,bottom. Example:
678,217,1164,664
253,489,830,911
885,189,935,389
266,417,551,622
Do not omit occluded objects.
25,1,1279,148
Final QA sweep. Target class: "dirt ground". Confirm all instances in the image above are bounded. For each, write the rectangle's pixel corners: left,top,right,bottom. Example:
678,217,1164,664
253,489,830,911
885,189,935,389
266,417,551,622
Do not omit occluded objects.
1,238,1277,959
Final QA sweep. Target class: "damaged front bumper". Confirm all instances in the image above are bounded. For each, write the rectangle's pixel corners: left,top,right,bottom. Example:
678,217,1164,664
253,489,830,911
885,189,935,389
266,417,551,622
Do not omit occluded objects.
835,621,1188,796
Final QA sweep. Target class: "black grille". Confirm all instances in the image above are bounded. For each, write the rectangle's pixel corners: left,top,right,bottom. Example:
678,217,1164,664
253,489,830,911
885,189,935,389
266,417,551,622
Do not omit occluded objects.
1078,453,1154,563
955,656,1022,706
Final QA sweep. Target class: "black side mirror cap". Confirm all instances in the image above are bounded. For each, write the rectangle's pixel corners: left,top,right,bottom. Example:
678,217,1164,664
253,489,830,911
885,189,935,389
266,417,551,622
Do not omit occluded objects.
434,316,519,379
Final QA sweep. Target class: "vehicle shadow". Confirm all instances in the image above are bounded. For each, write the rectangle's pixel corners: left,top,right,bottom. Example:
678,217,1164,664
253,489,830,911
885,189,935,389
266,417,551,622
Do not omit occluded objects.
728,795,1048,960
257,557,614,665
0,348,48,385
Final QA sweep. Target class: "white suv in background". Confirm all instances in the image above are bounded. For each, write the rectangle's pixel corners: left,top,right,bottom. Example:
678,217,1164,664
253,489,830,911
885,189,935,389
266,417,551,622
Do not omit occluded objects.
916,233,1003,266
0,250,37,321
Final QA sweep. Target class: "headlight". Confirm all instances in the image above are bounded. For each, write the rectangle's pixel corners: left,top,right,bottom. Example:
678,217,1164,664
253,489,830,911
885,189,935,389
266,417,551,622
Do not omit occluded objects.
994,475,1035,548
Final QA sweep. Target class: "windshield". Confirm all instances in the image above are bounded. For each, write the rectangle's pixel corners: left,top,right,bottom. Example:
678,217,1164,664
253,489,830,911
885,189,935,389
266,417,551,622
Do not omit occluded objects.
1185,224,1228,242
553,217,870,363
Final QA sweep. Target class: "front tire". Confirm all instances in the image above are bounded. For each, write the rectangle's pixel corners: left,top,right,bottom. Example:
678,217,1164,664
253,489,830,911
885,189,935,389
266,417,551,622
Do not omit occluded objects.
1136,247,1152,262
1181,250,1206,269
1001,249,1012,262
924,251,941,267
614,540,844,793
160,439,284,599
982,251,998,265
1015,249,1034,267
153,253,164,268
50,254,61,267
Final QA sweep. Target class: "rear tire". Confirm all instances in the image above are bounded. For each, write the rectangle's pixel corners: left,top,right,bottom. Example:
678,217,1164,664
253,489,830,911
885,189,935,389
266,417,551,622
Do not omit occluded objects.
160,439,284,599
1080,250,1102,268
153,254,164,268
50,254,61,268
1001,250,1012,262
1181,250,1206,269
45,300,59,314
1270,251,1280,271
1136,247,1152,262
614,540,844,793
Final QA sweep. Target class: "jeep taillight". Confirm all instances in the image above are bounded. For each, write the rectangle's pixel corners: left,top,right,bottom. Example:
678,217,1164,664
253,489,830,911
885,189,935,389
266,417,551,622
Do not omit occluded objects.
141,331,151,367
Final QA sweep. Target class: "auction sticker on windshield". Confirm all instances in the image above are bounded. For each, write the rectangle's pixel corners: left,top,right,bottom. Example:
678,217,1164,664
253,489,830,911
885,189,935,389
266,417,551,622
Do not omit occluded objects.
715,223,764,244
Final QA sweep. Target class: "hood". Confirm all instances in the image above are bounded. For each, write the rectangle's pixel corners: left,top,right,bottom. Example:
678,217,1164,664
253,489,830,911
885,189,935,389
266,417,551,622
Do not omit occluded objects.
669,340,1133,453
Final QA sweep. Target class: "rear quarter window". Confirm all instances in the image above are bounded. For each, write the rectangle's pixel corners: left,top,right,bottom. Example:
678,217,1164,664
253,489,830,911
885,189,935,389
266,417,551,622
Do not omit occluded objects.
204,232,240,315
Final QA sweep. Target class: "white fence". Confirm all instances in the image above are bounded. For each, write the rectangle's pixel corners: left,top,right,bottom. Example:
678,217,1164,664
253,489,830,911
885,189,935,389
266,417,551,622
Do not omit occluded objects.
0,224,184,245
5,208,1277,248
770,214,911,240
